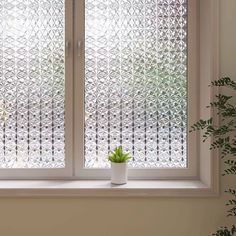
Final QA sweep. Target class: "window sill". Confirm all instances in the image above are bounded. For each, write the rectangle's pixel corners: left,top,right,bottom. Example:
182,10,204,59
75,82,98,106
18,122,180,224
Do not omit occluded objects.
0,180,219,197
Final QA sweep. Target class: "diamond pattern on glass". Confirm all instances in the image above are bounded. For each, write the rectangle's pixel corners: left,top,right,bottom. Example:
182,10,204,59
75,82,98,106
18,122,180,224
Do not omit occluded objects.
0,0,65,168
85,0,187,168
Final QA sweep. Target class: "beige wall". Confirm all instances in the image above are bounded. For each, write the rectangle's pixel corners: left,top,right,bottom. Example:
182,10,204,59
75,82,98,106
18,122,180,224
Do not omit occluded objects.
0,1,235,236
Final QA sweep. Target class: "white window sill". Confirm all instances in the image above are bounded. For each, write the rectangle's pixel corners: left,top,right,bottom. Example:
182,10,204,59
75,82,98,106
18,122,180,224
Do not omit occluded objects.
0,180,219,197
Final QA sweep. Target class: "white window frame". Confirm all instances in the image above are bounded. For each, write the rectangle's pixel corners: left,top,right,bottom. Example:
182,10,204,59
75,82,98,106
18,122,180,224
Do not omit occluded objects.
0,0,220,198
74,0,204,180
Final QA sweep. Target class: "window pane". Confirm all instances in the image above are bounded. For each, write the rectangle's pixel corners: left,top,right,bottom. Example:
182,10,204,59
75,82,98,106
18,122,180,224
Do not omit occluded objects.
85,0,187,168
0,0,65,168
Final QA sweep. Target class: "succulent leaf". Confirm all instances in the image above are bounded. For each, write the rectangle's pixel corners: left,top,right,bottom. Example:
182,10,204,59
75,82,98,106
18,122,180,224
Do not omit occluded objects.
108,147,131,163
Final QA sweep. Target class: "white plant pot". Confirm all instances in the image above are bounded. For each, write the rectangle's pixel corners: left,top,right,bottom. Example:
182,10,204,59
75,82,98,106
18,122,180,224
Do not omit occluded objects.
111,162,128,185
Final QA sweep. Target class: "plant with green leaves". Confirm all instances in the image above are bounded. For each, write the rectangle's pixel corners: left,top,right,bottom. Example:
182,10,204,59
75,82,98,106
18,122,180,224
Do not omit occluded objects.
190,77,236,236
108,147,131,163
213,226,236,236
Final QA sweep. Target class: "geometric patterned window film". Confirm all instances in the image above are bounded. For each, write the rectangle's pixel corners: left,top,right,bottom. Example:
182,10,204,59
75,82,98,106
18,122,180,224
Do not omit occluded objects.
85,0,188,168
0,0,65,168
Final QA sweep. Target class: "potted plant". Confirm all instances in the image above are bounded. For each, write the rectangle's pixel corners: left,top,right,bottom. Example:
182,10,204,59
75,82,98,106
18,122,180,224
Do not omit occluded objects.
190,77,236,236
108,147,131,185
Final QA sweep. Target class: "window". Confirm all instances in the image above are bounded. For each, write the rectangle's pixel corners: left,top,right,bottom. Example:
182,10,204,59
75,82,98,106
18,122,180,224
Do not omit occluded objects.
0,0,66,168
84,0,187,169
75,0,198,179
0,0,219,190
0,0,73,178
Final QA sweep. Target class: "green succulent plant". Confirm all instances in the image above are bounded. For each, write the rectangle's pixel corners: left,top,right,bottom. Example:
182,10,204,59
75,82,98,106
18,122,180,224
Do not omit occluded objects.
108,147,131,163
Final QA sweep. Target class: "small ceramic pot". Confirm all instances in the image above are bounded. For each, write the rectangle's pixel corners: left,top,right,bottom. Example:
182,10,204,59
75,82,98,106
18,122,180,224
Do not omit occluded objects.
111,162,128,185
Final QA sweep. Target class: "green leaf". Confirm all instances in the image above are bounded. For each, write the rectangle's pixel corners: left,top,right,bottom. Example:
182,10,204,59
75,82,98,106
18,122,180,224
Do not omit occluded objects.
211,77,236,90
212,225,236,236
191,77,236,233
108,147,132,163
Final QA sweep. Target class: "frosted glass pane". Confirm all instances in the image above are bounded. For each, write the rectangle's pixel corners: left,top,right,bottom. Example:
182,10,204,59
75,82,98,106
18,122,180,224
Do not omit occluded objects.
0,0,65,168
85,0,187,168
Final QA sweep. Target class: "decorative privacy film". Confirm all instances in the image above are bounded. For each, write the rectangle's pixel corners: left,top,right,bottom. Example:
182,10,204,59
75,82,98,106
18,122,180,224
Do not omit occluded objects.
0,0,65,168
85,0,187,168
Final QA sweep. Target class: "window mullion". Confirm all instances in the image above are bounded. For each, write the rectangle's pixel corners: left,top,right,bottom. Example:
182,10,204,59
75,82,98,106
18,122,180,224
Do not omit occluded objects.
74,0,86,177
